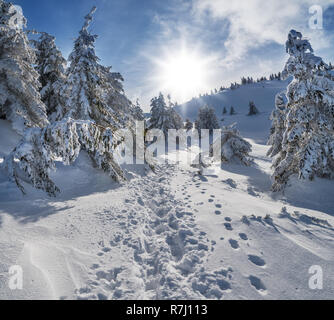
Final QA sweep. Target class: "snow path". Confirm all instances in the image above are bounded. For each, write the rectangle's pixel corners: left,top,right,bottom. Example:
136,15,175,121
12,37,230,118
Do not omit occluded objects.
1,161,229,300
170,144,334,299
74,164,231,300
1,140,334,299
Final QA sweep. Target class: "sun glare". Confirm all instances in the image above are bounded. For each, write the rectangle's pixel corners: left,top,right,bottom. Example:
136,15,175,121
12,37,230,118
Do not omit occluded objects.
155,48,211,103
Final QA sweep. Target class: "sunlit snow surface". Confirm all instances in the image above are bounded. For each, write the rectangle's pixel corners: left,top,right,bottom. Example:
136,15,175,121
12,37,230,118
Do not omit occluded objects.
0,80,334,300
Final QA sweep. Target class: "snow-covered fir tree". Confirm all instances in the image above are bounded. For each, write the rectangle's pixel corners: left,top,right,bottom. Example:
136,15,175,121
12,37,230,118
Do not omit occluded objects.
0,0,48,133
184,119,193,131
247,101,259,116
2,6,135,195
195,105,220,131
241,77,254,85
193,124,252,171
230,82,240,90
268,29,334,191
4,118,124,196
230,106,236,115
31,32,67,120
147,93,183,134
105,69,144,125
64,6,132,130
267,92,287,158
212,125,252,165
133,99,145,121
222,107,227,115
64,6,105,122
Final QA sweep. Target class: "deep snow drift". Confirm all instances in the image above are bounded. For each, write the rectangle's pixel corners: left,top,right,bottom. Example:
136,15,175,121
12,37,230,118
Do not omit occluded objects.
1,80,334,300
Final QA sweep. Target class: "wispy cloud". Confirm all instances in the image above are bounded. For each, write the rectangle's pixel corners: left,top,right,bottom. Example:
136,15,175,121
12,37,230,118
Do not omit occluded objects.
193,0,334,65
121,0,334,110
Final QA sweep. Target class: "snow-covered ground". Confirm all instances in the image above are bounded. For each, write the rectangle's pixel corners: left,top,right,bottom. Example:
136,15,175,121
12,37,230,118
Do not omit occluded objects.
1,79,334,300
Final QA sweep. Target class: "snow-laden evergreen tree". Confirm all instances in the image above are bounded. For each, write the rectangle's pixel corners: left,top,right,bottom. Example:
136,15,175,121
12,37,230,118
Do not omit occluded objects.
267,92,287,158
0,0,48,133
148,93,166,131
147,93,183,134
247,101,259,116
64,7,140,129
212,125,252,165
3,118,124,196
31,32,67,121
230,106,236,115
193,124,252,170
105,70,144,125
166,95,184,129
184,119,193,131
222,107,227,115
269,30,334,191
195,106,220,131
133,99,145,121
241,76,254,85
64,7,126,129
63,7,137,171
64,6,106,122
2,6,136,195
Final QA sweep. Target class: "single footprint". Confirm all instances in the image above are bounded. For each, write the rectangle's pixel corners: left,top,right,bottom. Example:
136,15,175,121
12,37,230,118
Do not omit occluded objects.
215,204,222,208
217,279,231,291
248,255,266,267
208,199,214,203
225,217,232,222
249,275,267,294
90,264,100,270
215,210,222,215
97,293,108,300
247,187,259,197
223,179,237,189
239,233,248,241
137,197,145,206
229,239,239,249
224,223,233,231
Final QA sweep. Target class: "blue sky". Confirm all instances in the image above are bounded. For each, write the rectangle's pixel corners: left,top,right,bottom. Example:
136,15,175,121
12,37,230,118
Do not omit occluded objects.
14,0,334,111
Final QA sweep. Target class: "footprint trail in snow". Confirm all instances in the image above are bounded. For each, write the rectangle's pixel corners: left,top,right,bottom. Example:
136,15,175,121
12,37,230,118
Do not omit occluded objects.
76,164,231,300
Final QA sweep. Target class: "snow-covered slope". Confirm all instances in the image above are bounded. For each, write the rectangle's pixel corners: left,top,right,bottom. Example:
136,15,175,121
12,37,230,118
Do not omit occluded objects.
176,79,291,144
176,80,291,121
1,96,334,299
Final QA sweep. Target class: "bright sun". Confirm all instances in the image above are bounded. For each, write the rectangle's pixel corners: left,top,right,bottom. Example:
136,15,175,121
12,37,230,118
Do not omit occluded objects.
154,47,211,103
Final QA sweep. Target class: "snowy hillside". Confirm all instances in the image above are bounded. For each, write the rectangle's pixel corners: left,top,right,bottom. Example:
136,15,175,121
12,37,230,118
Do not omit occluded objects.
1,114,334,299
176,79,291,121
176,79,291,144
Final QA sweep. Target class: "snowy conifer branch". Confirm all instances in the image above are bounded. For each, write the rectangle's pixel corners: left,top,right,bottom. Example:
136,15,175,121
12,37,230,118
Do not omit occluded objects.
268,30,334,191
3,119,125,196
